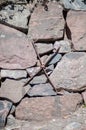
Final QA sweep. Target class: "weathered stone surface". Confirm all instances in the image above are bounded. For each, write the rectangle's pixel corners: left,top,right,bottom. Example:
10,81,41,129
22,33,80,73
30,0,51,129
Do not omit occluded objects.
54,40,72,53
59,0,86,10
0,0,27,5
35,43,53,55
0,79,30,103
0,4,30,30
48,53,62,65
82,91,86,104
5,106,86,130
37,55,48,66
1,69,27,79
0,24,37,69
16,97,60,121
16,92,82,121
63,122,82,130
26,67,40,77
28,1,65,41
7,114,16,126
30,74,47,85
67,11,86,51
59,92,82,116
50,52,86,91
28,83,56,96
0,100,12,127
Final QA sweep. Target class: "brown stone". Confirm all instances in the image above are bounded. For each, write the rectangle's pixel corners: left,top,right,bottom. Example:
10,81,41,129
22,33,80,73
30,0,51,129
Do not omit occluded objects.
50,52,86,91
16,92,82,121
0,24,37,69
67,11,86,51
0,79,30,103
28,2,65,41
15,97,60,121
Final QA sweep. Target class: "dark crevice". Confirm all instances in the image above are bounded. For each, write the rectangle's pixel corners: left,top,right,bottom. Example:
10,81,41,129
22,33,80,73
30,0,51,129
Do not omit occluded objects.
0,21,28,34
34,36,64,43
62,9,68,21
65,23,72,40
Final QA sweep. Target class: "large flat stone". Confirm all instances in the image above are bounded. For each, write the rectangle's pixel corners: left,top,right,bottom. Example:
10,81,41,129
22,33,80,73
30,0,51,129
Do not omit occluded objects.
0,79,30,103
15,97,60,121
1,69,27,79
50,52,86,91
28,1,65,41
0,24,37,69
67,11,86,51
28,83,57,96
15,92,82,121
29,74,47,85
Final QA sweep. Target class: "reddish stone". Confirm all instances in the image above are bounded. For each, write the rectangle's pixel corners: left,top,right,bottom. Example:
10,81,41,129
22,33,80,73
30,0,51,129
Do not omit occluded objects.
81,126,86,130
28,2,65,41
67,11,86,50
15,97,60,121
59,92,82,116
0,24,37,69
16,93,82,121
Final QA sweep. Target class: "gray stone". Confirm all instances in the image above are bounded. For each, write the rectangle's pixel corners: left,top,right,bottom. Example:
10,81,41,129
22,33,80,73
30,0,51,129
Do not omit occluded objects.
0,100,12,127
59,0,86,10
63,122,82,130
0,4,30,30
1,69,27,79
50,52,86,91
37,55,48,66
26,67,40,77
0,24,37,69
10,105,15,114
54,40,72,53
35,43,53,55
28,83,57,96
28,1,65,41
0,0,27,5
0,79,30,103
46,64,54,74
30,74,47,85
48,54,62,65
7,115,16,126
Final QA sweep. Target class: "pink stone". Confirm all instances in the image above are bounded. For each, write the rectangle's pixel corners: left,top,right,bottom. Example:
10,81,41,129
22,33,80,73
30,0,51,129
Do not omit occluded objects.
0,24,37,69
67,11,86,51
28,2,65,41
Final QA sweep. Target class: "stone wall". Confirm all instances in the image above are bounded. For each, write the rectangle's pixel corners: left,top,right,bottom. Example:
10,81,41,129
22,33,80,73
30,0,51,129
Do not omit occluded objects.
0,0,86,130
